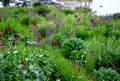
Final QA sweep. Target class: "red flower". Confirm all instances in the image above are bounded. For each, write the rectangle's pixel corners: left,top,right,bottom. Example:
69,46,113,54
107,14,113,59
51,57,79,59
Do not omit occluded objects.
0,31,2,38
6,26,11,32
31,22,37,26
0,43,4,46
72,64,76,69
20,61,26,65
53,40,58,45
37,36,42,41
77,68,80,72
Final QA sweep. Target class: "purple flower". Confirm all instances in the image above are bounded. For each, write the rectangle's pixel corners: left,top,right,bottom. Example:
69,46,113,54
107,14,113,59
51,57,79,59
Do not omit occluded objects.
101,17,105,21
68,29,71,34
36,33,41,37
48,17,54,21
46,28,52,36
90,18,95,26
48,10,51,12
106,17,112,22
90,18,95,23
13,33,18,38
12,33,20,39
46,39,51,44
77,18,81,22
42,13,46,17
92,10,97,15
68,35,71,38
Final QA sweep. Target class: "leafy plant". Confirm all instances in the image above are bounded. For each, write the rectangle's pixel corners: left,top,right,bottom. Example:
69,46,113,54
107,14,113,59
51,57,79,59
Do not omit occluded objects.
94,67,120,81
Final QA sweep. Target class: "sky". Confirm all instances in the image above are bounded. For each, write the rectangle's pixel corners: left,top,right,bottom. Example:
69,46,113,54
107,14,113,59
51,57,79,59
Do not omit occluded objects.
92,0,120,16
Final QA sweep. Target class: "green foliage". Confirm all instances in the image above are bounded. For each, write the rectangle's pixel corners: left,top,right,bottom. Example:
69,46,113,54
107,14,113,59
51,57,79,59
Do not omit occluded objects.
0,48,59,81
63,9,75,15
85,53,95,75
50,33,65,47
75,27,93,40
20,15,31,26
94,67,120,81
87,37,120,69
62,38,84,54
38,26,46,38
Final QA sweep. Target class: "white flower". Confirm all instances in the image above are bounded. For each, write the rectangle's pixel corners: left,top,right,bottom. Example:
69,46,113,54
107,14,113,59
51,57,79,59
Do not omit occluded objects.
56,79,61,81
34,78,40,81
34,70,39,75
23,70,27,75
13,50,18,54
7,51,11,54
29,65,34,71
18,64,23,69
77,76,82,78
36,54,43,58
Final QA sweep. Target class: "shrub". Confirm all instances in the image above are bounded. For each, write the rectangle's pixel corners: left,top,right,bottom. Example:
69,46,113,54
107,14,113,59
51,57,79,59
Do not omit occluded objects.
62,38,84,54
61,38,85,65
94,67,120,81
